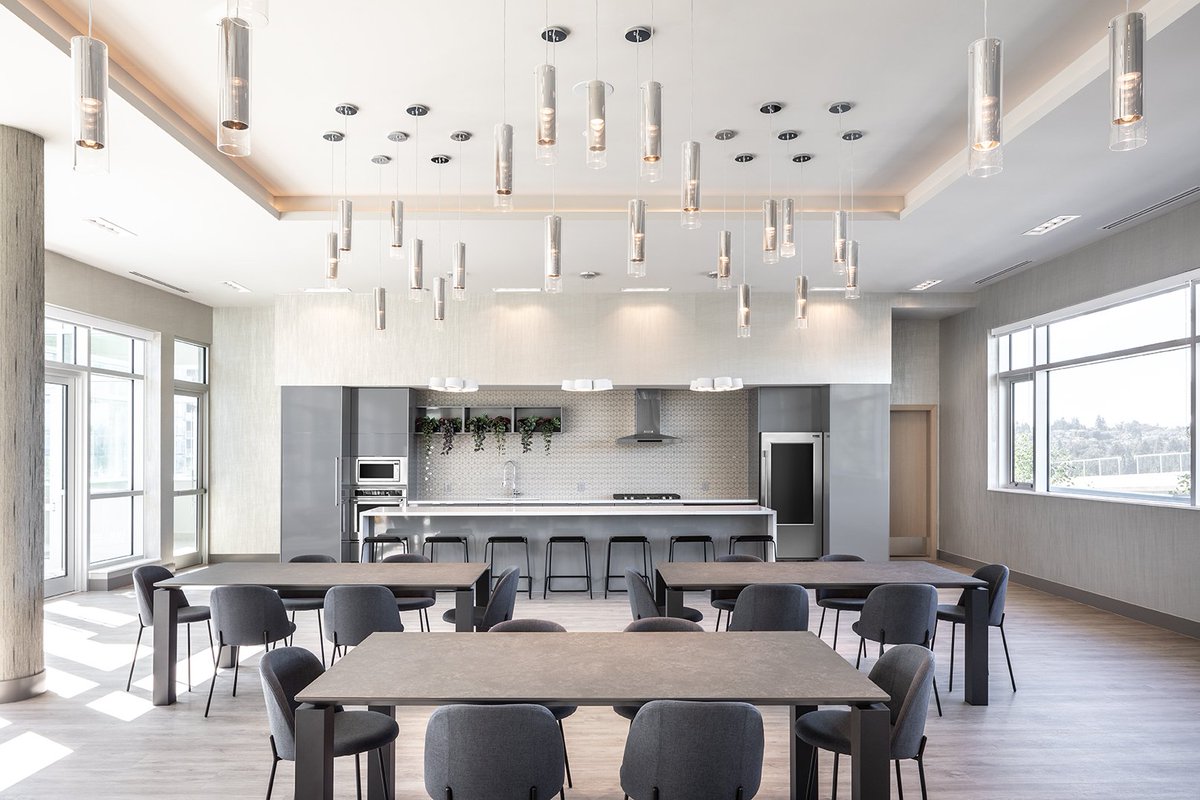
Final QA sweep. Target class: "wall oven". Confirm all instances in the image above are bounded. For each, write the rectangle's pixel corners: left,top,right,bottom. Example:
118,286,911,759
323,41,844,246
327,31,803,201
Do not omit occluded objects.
355,457,408,485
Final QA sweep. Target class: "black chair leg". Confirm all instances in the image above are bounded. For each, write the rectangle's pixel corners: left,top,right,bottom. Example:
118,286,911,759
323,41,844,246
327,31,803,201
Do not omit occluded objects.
715,609,723,631
831,751,839,800
855,637,864,668
205,643,222,718
355,752,363,800
206,620,216,666
558,719,573,788
817,607,826,637
932,676,943,717
126,624,144,691
317,609,326,666
1000,615,1017,691
805,749,817,800
916,737,929,800
186,622,193,691
832,609,841,650
895,759,904,800
233,658,241,697
948,621,957,692
377,747,390,798
266,737,281,800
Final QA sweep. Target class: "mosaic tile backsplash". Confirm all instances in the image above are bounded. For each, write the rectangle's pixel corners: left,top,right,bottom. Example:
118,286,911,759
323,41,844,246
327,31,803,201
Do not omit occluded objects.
410,389,750,501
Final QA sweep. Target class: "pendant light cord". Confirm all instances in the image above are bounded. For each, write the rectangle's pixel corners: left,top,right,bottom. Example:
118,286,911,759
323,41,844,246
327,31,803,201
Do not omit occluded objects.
87,0,93,37
412,115,420,239
722,141,728,229
501,0,508,122
330,140,336,234
688,0,695,138
649,0,655,82
594,0,599,78
377,168,384,282
741,168,748,282
457,140,463,238
799,162,805,278
634,36,640,200
983,0,988,39
343,113,349,202
849,137,855,239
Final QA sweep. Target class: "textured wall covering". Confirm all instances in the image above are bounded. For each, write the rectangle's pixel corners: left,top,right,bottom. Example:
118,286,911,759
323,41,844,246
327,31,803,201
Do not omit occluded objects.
891,319,940,405
939,198,1200,623
0,126,44,697
410,389,749,501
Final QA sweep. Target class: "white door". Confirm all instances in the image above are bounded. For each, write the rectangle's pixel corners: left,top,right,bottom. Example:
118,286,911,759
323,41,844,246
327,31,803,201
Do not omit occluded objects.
44,377,77,596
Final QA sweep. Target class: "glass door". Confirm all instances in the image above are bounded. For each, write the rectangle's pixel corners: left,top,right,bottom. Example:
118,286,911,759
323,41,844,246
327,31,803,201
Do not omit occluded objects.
44,378,76,596
173,391,205,567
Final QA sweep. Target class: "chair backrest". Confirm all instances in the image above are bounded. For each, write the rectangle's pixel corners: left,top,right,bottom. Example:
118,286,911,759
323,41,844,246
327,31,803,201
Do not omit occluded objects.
867,644,935,760
210,585,293,647
381,552,437,599
258,647,325,762
324,584,404,646
858,584,938,647
620,700,764,800
480,567,520,631
131,564,188,624
623,617,705,633
424,704,564,800
955,564,1010,627
728,583,810,632
626,569,662,621
815,553,870,603
489,618,567,633
288,553,337,563
712,554,763,602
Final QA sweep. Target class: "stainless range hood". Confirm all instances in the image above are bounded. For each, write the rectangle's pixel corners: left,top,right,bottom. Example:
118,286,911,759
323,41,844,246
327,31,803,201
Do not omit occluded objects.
617,389,679,444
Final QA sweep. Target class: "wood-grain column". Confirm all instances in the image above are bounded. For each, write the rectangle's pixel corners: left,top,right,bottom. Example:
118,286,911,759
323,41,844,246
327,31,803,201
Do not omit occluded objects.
0,125,45,703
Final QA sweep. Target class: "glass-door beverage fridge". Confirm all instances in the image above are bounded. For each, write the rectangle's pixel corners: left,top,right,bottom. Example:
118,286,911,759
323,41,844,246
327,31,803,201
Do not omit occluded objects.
760,432,825,559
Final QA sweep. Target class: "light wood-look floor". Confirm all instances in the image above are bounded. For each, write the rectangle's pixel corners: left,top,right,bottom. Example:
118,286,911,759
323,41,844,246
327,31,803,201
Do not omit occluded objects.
3,563,1199,799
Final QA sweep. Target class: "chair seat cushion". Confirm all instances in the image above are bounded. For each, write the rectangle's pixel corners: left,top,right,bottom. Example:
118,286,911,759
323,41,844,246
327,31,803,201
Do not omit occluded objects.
547,705,577,721
711,598,737,612
332,710,400,758
396,597,436,612
178,605,211,624
817,598,867,612
281,597,325,612
655,605,704,624
936,604,966,623
613,703,641,721
441,607,486,627
794,709,852,756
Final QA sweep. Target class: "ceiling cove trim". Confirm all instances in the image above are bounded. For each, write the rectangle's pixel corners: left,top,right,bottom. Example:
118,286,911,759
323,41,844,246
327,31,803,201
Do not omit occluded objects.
2,0,281,219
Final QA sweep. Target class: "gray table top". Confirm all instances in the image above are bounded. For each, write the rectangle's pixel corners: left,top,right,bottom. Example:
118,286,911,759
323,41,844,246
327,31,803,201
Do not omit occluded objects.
155,562,489,591
657,560,987,590
296,631,890,707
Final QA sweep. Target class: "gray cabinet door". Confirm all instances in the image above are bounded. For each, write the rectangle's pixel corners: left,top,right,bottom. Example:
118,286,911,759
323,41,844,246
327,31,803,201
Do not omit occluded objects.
825,384,890,561
281,386,347,561
349,388,410,456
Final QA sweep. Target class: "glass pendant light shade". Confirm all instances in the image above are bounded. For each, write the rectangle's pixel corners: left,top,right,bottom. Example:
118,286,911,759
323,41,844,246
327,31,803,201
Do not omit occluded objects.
433,276,446,326
639,81,663,182
324,231,339,281
795,275,809,329
535,64,557,164
226,0,268,27
217,17,251,157
544,214,562,293
762,199,779,264
374,286,386,331
845,240,861,300
389,200,404,260
717,229,732,290
452,241,467,300
681,140,701,228
585,79,607,169
71,35,109,173
628,199,647,278
338,199,353,254
495,123,514,210
781,198,796,258
1109,12,1147,151
967,37,1003,177
736,283,751,338
832,210,848,274
409,238,424,301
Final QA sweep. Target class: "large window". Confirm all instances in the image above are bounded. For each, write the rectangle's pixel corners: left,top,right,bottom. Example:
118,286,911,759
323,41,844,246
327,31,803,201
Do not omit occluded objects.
173,340,208,564
994,281,1197,507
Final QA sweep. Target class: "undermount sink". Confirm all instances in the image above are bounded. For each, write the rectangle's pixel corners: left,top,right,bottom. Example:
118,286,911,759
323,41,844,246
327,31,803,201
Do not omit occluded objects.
482,497,542,503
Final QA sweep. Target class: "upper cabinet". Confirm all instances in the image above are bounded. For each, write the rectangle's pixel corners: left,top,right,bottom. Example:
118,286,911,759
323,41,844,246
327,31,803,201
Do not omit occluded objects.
349,388,410,456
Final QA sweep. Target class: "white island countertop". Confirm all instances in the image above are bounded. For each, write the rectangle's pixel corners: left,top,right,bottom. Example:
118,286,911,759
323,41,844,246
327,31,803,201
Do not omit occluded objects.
367,501,773,518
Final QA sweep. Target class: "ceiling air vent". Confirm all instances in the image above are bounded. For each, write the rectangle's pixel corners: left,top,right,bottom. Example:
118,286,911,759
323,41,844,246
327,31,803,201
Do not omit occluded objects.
974,260,1033,286
1102,186,1200,231
128,271,190,294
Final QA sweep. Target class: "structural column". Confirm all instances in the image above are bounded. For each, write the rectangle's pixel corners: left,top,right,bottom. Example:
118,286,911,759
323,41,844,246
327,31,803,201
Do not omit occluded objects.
0,125,45,703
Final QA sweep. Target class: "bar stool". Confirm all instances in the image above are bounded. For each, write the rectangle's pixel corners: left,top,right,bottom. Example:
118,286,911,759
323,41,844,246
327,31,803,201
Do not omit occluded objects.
668,535,715,562
485,535,533,599
423,534,471,562
605,535,653,598
729,534,776,562
544,536,593,599
360,535,409,563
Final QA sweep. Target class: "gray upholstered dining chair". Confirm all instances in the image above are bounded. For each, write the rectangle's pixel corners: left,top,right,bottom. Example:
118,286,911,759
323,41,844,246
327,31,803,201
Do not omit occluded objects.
259,647,399,800
852,583,942,716
488,619,577,790
128,564,213,693
626,569,704,624
323,584,404,662
795,644,934,800
710,554,763,631
815,553,871,649
620,700,765,800
206,585,296,718
279,553,336,665
424,703,565,800
727,583,810,632
613,616,706,722
381,552,437,631
441,566,520,631
934,563,1016,692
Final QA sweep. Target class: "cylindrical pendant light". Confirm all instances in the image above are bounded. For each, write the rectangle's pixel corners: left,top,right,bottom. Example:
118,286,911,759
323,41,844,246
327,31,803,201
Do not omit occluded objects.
832,210,848,274
374,287,387,331
795,275,809,329
586,79,607,169
535,63,557,164
338,199,353,254
324,232,339,281
967,37,1003,177
452,241,467,300
736,283,751,338
71,34,109,173
762,199,779,264
389,200,404,260
717,229,732,290
217,17,251,157
628,199,647,278
409,238,424,301
781,198,796,258
681,140,701,229
845,240,861,300
1109,11,1147,151
495,123,514,210
226,0,268,27
544,214,562,293
433,276,446,326
640,81,663,182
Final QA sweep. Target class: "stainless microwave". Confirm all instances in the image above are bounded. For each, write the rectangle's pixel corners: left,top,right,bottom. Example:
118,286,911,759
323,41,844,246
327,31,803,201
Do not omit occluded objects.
355,457,408,485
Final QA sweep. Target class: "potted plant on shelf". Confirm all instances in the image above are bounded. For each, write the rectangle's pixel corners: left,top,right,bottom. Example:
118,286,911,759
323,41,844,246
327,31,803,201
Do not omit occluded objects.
518,416,538,454
466,415,492,452
536,416,561,455
491,415,510,456
437,416,462,456
416,416,439,460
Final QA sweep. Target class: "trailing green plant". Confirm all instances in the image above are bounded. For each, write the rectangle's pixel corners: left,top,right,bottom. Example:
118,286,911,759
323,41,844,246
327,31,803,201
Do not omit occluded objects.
536,416,561,455
466,415,492,452
415,416,439,460
437,416,462,456
491,415,511,456
518,417,537,454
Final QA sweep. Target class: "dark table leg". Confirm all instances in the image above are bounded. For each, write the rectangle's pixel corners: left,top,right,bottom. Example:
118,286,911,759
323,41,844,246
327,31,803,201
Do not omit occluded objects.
850,703,889,800
963,585,989,706
454,588,474,632
219,645,237,669
151,587,179,706
475,566,491,610
296,704,335,800
790,704,818,800
664,587,684,618
653,568,667,608
367,705,396,800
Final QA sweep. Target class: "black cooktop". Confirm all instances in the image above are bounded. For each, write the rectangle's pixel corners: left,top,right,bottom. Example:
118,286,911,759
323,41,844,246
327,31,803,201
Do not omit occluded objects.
612,493,682,501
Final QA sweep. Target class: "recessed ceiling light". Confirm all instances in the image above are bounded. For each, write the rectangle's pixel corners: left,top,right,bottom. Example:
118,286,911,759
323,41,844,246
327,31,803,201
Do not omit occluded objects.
578,271,601,279
810,286,848,293
492,287,542,293
302,286,352,293
910,279,943,291
84,217,137,237
1022,215,1081,236
621,287,671,293
221,280,251,293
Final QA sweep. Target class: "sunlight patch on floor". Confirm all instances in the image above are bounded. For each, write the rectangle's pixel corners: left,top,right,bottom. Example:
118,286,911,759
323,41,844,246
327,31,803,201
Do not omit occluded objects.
45,667,99,699
0,732,72,792
44,619,134,672
44,599,138,629
85,690,154,722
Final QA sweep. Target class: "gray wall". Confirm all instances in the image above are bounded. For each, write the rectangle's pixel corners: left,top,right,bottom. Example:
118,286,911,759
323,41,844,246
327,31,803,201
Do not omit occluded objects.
891,319,940,406
938,199,1200,624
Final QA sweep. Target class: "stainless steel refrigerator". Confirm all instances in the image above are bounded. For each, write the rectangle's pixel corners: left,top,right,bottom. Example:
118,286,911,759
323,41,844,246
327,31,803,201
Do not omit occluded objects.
759,432,825,559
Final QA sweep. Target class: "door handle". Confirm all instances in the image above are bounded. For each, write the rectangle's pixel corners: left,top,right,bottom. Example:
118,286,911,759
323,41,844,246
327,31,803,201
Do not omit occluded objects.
334,457,341,507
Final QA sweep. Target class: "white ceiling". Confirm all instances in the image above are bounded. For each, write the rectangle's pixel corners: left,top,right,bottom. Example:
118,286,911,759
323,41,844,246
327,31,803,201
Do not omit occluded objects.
3,0,1200,307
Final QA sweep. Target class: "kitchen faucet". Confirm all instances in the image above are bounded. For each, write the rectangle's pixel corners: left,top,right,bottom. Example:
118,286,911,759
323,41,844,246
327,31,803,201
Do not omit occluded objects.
501,460,519,497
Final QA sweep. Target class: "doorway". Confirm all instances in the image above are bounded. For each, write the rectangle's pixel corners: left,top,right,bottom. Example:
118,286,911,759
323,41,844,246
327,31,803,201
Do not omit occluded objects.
889,405,938,559
44,375,78,596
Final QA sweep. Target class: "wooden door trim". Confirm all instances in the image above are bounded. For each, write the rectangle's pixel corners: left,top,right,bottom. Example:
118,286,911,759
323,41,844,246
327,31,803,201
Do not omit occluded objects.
890,405,939,559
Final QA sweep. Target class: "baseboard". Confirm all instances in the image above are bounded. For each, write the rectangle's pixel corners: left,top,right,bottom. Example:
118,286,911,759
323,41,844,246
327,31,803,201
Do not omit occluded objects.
208,553,279,563
937,549,1200,640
